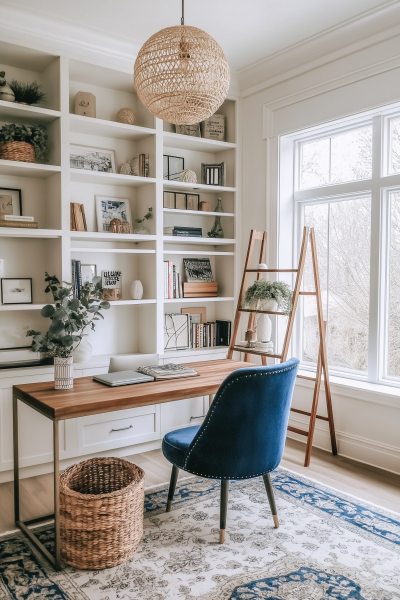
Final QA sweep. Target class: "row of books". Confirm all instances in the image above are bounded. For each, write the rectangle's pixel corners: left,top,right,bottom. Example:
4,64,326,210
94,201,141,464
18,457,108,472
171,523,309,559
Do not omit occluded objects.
71,259,83,299
164,261,183,298
0,214,38,228
70,203,87,231
164,226,203,237
189,319,231,348
131,154,149,177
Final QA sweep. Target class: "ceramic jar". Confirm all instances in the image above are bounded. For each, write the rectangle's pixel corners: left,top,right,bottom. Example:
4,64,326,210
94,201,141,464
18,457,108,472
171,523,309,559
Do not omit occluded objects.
72,335,92,363
54,356,74,390
130,280,143,300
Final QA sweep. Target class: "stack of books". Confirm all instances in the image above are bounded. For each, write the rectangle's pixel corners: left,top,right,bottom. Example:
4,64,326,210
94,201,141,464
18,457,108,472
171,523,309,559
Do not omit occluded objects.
172,226,202,237
164,261,183,298
137,363,199,380
70,203,87,231
189,319,231,348
130,154,149,177
0,214,38,229
71,259,82,299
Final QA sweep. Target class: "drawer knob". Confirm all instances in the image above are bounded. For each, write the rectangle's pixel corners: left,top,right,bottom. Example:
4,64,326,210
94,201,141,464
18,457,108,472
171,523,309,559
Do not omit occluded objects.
111,425,133,432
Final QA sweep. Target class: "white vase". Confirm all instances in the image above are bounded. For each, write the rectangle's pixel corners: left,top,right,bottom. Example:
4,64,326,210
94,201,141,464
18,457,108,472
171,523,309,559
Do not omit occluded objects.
257,314,272,342
263,299,278,312
72,335,92,363
54,356,73,390
130,280,143,300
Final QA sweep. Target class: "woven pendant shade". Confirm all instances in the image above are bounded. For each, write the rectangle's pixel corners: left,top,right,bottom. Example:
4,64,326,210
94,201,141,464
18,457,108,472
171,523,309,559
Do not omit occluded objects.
134,25,230,125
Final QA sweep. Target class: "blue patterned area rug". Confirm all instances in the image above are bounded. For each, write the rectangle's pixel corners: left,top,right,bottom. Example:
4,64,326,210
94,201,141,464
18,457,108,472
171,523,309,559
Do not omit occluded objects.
1,468,399,600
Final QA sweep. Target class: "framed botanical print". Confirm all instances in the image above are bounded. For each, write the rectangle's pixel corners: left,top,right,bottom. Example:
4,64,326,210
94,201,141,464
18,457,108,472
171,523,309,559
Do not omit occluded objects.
95,196,132,233
0,188,22,216
1,278,32,304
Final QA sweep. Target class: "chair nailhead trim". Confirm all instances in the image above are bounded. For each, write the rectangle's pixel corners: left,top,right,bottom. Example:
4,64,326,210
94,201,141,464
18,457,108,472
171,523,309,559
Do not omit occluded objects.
183,363,298,478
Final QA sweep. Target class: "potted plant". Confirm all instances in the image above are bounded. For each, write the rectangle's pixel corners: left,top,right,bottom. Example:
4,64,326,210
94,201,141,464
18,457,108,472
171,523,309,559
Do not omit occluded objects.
0,123,48,163
133,207,153,234
8,80,46,106
27,273,110,390
243,279,293,347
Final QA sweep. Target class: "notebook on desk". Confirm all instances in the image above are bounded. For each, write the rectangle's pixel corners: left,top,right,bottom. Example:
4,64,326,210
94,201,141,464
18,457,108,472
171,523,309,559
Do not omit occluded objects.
93,370,154,387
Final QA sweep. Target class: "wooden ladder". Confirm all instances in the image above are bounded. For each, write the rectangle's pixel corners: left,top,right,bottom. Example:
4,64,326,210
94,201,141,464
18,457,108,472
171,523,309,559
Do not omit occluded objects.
227,226,337,466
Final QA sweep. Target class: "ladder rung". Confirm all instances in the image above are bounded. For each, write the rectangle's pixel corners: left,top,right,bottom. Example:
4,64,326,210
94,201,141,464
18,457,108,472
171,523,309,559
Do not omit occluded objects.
297,374,317,381
232,346,282,359
290,408,329,422
299,291,317,296
238,308,287,315
287,425,309,436
246,269,298,273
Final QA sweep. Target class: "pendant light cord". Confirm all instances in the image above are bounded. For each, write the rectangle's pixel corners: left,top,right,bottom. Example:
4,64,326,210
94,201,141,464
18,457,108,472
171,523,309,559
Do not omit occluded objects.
181,0,184,25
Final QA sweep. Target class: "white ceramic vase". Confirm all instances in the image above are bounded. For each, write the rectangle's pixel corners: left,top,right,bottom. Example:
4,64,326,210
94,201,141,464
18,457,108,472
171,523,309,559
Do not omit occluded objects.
130,280,143,300
257,314,272,343
263,299,278,312
54,356,73,390
72,335,92,363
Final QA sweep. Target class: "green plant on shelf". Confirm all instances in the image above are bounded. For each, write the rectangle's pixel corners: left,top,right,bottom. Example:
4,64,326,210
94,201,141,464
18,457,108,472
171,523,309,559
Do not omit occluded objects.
0,123,48,158
243,280,293,315
27,273,110,358
8,80,46,106
135,207,153,224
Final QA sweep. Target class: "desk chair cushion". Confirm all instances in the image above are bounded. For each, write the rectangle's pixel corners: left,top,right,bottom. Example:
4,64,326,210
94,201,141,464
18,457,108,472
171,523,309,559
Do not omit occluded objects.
162,425,201,467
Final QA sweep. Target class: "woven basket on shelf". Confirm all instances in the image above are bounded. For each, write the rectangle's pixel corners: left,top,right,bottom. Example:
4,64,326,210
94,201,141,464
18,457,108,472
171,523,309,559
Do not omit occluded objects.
60,457,145,569
0,141,35,162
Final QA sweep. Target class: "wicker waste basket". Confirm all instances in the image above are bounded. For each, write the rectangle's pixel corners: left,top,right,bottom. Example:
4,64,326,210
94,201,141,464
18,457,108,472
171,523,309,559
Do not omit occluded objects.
60,457,145,569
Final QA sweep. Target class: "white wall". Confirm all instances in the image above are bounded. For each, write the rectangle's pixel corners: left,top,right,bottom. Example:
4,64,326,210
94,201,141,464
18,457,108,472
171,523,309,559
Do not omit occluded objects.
241,30,400,474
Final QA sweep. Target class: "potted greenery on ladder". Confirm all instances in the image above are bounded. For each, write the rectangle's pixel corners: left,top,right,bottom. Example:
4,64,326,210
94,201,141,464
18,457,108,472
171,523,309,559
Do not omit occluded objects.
27,273,110,390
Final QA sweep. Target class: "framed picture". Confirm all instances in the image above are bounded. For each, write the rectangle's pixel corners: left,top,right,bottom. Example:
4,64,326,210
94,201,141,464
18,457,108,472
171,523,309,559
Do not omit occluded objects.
175,193,186,210
0,188,22,216
81,264,97,284
95,195,132,233
163,191,175,209
163,155,184,180
101,270,122,289
175,123,201,137
181,307,206,323
164,313,190,350
1,278,32,305
186,194,200,211
70,144,115,173
183,258,214,282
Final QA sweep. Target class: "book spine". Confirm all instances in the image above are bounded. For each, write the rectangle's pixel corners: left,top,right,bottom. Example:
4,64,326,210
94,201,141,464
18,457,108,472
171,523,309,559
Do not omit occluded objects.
71,259,76,298
172,264,176,298
177,273,183,298
164,261,168,299
0,221,38,228
168,261,173,299
0,215,34,222
145,154,149,177
70,203,76,231
80,204,87,231
75,260,82,299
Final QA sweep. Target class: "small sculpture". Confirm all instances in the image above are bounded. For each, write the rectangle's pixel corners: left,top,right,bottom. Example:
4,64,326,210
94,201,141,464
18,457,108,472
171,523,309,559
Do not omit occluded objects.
179,169,197,183
130,280,143,300
109,218,121,233
119,162,132,175
74,92,96,118
117,107,136,125
119,220,131,234
0,72,15,102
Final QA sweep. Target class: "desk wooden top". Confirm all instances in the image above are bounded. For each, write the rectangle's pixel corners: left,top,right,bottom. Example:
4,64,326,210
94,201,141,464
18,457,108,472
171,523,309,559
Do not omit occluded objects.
13,359,251,420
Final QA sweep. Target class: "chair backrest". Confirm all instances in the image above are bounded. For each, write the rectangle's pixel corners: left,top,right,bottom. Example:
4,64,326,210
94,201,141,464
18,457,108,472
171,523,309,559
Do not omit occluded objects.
184,358,299,479
108,353,160,373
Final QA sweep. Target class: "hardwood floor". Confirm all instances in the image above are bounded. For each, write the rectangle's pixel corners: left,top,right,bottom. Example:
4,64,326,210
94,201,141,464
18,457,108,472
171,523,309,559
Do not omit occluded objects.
0,438,399,535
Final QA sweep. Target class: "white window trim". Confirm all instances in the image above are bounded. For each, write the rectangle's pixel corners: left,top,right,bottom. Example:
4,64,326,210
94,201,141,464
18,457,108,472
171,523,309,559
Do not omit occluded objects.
279,102,400,390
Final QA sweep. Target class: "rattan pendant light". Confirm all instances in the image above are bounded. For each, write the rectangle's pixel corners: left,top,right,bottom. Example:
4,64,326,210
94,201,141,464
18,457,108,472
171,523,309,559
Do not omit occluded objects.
134,0,230,125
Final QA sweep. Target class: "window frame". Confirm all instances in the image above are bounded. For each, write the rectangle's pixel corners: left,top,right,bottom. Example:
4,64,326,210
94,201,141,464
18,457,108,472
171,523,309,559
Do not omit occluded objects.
279,102,400,388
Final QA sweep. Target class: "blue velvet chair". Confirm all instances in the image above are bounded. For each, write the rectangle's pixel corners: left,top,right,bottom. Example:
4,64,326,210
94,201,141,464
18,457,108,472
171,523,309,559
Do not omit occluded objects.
162,358,299,543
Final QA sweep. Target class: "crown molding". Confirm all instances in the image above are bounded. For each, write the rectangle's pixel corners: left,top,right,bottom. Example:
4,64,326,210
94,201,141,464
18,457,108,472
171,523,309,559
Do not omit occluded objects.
240,0,400,96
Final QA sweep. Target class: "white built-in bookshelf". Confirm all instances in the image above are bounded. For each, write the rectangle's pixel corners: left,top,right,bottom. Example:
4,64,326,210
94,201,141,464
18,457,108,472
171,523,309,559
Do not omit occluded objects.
0,40,240,477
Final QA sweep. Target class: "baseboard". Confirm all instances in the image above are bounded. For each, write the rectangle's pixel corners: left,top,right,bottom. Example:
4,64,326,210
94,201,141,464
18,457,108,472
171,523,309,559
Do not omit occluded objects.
287,414,400,475
0,439,162,483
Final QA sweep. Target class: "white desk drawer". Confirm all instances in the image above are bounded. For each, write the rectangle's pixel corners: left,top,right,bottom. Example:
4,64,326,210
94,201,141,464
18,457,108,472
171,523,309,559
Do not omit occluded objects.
77,405,160,455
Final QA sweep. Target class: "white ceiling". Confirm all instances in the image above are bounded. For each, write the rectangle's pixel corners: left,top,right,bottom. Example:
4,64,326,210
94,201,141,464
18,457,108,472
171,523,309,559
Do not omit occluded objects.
0,0,393,73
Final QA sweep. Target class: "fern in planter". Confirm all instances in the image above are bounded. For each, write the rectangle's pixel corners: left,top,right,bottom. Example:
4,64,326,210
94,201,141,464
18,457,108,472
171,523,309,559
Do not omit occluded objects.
8,80,46,106
0,123,48,158
244,280,293,315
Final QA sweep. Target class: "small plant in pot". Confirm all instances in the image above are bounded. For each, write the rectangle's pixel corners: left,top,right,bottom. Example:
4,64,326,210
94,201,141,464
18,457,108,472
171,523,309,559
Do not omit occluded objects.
0,123,48,163
243,280,293,346
27,273,110,390
8,80,46,106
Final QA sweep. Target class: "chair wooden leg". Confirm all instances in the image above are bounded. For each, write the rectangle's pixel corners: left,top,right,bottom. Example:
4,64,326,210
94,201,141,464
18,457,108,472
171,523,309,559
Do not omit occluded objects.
263,473,279,528
220,480,229,543
166,465,179,512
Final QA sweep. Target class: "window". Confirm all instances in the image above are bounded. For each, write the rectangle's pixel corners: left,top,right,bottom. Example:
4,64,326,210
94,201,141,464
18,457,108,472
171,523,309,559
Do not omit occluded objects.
281,105,400,386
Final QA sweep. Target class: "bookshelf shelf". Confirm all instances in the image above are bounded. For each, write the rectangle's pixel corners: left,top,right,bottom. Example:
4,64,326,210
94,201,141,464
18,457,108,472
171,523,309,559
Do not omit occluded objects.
70,169,156,187
71,247,155,254
163,131,236,153
0,100,61,123
162,345,229,359
0,228,62,239
69,114,156,140
70,231,156,243
163,250,235,256
163,208,235,217
0,304,46,312
163,236,236,245
0,160,61,178
107,299,156,306
164,297,235,304
163,181,236,193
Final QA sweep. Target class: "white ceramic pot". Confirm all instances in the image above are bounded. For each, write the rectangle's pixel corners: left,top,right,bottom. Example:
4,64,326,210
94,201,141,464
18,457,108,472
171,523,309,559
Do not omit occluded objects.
72,335,92,363
257,314,272,343
130,280,143,300
263,299,278,312
54,356,73,390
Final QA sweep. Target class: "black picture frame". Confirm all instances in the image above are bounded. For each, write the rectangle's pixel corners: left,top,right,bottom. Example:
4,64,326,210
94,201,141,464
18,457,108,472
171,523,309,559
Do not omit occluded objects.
163,191,176,209
186,194,200,211
1,278,33,305
163,155,184,180
0,188,22,216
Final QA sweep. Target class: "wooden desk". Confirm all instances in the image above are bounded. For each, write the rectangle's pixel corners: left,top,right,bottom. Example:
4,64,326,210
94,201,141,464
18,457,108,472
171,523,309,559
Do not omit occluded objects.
12,359,249,570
